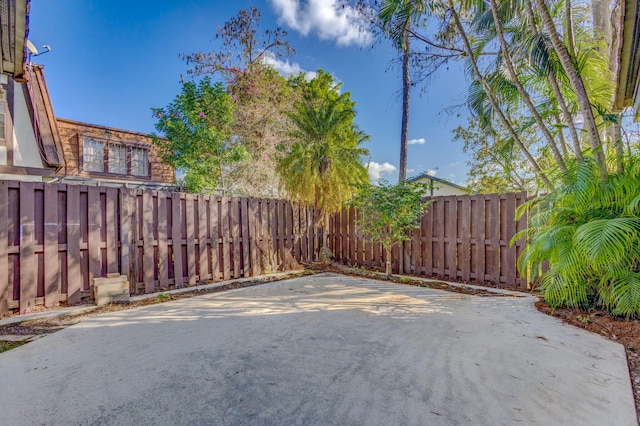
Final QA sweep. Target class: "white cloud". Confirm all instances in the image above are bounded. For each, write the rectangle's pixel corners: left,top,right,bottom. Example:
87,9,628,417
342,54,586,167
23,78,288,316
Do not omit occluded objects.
368,161,396,181
269,0,373,47
426,168,438,176
408,138,426,145
261,51,317,80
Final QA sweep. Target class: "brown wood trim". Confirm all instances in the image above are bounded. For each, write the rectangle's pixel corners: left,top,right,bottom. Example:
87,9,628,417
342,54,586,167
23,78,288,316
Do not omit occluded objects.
5,78,14,164
57,117,164,140
0,164,56,176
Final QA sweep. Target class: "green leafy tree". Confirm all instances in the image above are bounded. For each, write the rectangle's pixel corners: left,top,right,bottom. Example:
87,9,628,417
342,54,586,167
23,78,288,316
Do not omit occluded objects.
277,73,370,252
352,180,430,278
151,77,246,194
181,7,296,197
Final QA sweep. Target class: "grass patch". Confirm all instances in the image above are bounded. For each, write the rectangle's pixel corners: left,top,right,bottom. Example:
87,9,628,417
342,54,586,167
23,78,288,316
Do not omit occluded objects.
0,339,28,354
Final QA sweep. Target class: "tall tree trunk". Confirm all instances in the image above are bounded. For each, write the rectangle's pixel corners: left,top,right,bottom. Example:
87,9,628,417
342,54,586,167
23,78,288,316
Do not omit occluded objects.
448,0,552,188
522,0,583,160
399,30,410,182
535,0,607,174
489,0,567,172
564,0,576,57
385,246,393,278
611,114,624,173
554,114,570,157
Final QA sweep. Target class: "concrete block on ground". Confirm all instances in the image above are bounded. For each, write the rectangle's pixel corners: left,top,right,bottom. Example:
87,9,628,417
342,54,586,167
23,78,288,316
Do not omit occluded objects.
93,275,129,306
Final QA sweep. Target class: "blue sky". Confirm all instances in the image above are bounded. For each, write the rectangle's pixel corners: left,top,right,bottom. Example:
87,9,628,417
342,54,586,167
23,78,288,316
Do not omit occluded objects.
28,0,471,185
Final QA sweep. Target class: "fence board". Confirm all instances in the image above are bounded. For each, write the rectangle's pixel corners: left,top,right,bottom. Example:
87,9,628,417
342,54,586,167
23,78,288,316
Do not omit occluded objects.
44,184,59,307
504,193,517,286
459,196,471,282
220,197,231,280
210,196,220,281
19,182,36,313
445,196,457,278
142,191,155,293
185,194,196,285
0,182,8,312
240,198,250,276
87,187,101,293
171,193,184,287
66,185,82,304
199,195,210,281
157,192,168,289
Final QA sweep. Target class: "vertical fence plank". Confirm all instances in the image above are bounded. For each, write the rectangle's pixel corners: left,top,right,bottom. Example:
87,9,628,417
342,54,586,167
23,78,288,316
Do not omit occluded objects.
515,192,529,289
44,184,59,307
241,197,250,276
87,186,101,294
119,188,132,292
433,198,445,276
66,185,82,304
460,196,471,282
276,201,285,271
249,198,260,276
231,198,241,278
487,194,500,284
422,203,433,276
0,182,8,313
262,199,273,272
142,191,155,293
198,195,210,281
171,193,184,287
19,182,36,313
157,191,168,289
210,196,220,281
221,197,231,280
185,194,196,285
504,193,517,287
341,208,348,263
445,196,457,279
105,187,118,274
472,195,486,283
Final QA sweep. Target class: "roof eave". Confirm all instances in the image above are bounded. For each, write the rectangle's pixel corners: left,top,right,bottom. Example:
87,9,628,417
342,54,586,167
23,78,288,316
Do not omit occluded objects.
0,0,29,81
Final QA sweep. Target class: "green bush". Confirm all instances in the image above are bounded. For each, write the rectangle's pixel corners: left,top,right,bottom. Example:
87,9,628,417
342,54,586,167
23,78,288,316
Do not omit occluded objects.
515,155,640,318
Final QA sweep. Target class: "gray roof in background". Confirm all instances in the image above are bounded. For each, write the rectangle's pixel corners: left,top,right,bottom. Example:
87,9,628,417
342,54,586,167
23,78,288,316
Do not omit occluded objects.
407,172,469,191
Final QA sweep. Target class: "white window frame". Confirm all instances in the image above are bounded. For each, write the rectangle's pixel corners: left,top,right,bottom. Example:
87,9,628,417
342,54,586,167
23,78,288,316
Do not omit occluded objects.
82,139,105,173
108,143,127,174
131,147,149,177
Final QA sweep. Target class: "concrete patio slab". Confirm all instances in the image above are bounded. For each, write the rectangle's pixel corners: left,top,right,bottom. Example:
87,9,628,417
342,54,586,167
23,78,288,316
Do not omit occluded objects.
0,273,635,425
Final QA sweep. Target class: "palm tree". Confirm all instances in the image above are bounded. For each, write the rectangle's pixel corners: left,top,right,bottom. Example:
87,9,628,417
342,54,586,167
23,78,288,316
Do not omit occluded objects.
379,0,428,182
277,95,370,251
515,154,640,318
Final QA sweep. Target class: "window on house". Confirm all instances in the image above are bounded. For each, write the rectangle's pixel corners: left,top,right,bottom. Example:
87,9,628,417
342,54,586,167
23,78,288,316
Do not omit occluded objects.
108,143,127,174
131,147,149,176
83,139,104,172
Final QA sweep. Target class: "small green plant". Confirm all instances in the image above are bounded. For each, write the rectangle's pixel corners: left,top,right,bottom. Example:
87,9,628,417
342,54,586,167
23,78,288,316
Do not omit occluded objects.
156,293,171,303
399,276,411,283
576,315,591,324
0,339,28,354
351,180,430,279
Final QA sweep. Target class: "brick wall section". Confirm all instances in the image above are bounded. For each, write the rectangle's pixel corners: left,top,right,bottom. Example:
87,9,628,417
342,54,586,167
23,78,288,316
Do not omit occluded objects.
56,118,175,184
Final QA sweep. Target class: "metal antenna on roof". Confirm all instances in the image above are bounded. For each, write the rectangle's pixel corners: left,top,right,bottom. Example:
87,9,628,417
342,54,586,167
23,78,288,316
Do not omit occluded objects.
26,40,51,62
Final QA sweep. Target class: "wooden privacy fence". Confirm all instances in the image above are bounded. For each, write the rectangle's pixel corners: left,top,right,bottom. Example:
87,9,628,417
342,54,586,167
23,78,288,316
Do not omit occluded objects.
329,192,529,290
0,181,320,314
